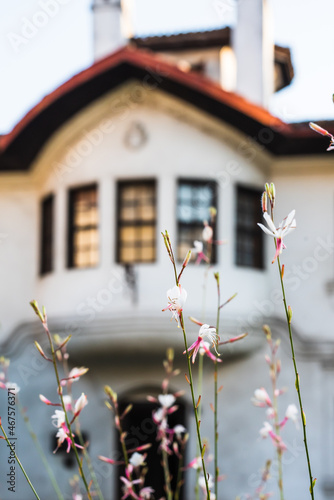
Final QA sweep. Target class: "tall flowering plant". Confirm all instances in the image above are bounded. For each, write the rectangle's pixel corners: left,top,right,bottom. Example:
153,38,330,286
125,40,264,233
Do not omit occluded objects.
257,183,316,499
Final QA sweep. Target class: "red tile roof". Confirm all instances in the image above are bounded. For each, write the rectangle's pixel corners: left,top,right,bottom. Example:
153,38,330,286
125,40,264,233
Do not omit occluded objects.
0,46,332,171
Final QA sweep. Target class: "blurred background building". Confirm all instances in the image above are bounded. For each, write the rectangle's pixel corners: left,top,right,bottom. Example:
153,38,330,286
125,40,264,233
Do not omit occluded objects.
1,1,334,498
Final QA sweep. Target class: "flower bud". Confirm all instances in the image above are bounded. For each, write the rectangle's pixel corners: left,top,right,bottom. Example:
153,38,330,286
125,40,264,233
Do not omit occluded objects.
265,183,271,199
182,250,191,268
30,300,44,323
104,385,117,403
263,325,272,339
287,306,293,324
261,191,268,213
35,341,48,360
270,183,276,202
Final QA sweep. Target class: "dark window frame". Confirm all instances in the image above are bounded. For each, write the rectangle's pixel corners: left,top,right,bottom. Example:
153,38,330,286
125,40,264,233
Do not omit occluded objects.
40,194,54,275
67,184,99,269
235,184,264,269
116,179,157,264
177,178,218,263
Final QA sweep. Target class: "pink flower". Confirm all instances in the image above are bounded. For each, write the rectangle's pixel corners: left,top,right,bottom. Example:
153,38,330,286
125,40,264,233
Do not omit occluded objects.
192,240,209,264
54,423,83,454
120,465,142,499
259,421,287,452
259,421,273,438
185,456,202,470
280,403,299,429
258,210,296,263
162,285,187,324
73,393,88,418
60,367,89,386
184,324,221,364
252,388,272,407
139,486,155,499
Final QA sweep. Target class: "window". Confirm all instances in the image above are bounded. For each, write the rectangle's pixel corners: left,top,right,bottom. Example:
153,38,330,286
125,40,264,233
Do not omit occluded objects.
236,185,264,268
40,195,54,275
177,179,217,262
116,180,156,264
67,185,99,268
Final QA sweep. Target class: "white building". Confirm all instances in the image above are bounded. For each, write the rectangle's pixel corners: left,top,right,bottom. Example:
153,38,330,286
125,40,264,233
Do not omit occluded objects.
0,1,333,499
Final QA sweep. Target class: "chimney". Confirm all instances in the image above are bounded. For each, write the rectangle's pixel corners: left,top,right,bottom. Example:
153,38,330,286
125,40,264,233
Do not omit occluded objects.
232,0,274,108
92,0,126,60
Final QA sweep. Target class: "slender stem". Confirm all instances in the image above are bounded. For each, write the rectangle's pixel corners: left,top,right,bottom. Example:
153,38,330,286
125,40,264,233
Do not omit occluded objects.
195,352,204,500
162,448,173,500
270,346,284,500
180,314,211,500
18,401,65,500
276,255,315,499
163,232,211,499
75,425,105,500
43,324,93,500
214,274,221,498
0,421,40,500
174,443,185,500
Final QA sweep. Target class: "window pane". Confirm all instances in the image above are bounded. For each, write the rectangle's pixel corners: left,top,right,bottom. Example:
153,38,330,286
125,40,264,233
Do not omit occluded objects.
117,181,156,264
68,185,99,268
236,186,263,269
177,180,217,262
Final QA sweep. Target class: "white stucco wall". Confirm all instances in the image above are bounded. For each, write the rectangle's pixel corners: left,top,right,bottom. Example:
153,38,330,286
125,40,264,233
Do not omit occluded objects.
1,82,333,499
0,83,272,344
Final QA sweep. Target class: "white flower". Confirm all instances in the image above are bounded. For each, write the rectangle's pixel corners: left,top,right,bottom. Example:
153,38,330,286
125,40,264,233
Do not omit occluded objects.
163,285,187,323
158,394,176,408
55,426,67,444
74,393,88,416
129,452,145,467
199,324,219,345
252,388,272,407
192,240,203,253
258,210,296,263
202,223,213,242
153,408,164,423
51,409,65,428
198,474,214,490
285,404,299,427
266,407,276,419
73,495,83,500
173,425,186,438
259,421,273,439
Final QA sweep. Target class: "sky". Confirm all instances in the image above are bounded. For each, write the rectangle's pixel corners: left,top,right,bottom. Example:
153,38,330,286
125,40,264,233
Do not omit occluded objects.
0,0,333,134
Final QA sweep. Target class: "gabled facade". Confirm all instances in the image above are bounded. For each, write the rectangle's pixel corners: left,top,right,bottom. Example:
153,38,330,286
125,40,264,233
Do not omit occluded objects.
1,44,334,500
